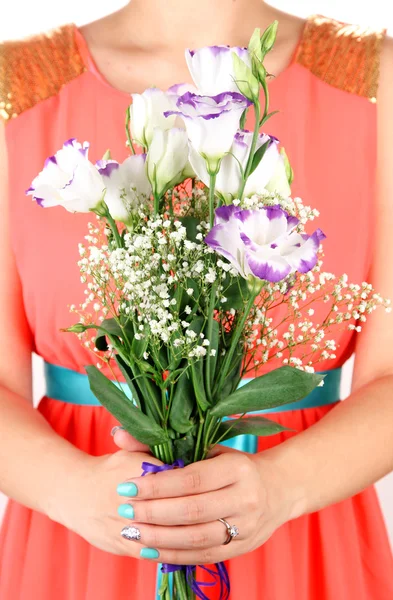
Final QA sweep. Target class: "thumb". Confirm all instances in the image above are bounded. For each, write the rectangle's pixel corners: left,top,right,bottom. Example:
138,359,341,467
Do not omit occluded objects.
111,426,150,452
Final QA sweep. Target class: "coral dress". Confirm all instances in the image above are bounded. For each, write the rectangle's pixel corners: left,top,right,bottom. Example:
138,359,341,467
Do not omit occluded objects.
1,14,393,600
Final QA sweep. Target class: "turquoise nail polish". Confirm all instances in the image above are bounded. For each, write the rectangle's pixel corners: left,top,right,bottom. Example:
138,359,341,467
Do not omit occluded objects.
140,548,160,560
118,504,135,519
117,482,138,497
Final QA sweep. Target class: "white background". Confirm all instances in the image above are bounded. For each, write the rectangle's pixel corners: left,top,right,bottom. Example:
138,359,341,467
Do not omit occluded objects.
1,0,393,549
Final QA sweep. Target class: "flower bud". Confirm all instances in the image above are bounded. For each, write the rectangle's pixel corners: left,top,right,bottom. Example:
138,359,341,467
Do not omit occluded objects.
260,21,278,56
280,147,294,185
147,128,189,198
232,53,260,102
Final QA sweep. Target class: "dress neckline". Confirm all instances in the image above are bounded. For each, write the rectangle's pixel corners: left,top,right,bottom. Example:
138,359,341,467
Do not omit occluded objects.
73,17,310,98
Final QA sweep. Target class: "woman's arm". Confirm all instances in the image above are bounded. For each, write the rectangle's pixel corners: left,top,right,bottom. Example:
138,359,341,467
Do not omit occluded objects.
0,119,86,517
0,120,159,558
259,34,393,518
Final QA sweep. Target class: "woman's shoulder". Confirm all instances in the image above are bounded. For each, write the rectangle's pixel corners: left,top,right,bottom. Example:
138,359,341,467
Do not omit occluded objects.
0,24,86,123
296,14,386,102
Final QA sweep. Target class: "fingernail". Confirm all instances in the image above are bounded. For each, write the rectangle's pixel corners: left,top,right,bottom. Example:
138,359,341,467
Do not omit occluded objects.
111,426,125,437
117,482,138,497
118,504,135,519
121,525,141,541
140,548,160,560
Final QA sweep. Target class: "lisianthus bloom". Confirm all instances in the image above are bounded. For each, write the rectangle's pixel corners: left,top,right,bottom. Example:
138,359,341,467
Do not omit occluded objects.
190,131,290,200
97,155,152,223
185,45,251,95
129,88,183,149
147,128,190,198
165,92,251,173
26,138,104,212
205,205,326,283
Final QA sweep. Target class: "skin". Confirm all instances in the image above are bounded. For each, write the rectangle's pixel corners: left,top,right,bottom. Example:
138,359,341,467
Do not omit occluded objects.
1,0,393,568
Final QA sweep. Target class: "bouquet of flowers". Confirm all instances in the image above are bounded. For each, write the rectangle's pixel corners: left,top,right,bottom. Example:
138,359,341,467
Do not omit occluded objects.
28,23,389,600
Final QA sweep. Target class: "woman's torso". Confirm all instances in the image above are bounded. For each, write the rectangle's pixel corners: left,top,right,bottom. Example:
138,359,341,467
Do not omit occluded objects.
0,15,385,379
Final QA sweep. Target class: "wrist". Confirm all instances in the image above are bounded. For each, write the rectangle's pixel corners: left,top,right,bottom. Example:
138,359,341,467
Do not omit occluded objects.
43,439,94,527
253,443,309,522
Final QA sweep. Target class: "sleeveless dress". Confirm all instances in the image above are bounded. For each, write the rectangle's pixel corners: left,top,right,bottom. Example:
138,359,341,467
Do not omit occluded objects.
1,14,393,600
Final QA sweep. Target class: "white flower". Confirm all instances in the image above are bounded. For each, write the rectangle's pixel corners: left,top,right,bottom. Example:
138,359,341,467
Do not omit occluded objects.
147,128,190,197
185,45,251,95
205,204,326,283
97,155,151,223
165,92,250,172
129,88,183,148
27,138,104,212
190,131,290,200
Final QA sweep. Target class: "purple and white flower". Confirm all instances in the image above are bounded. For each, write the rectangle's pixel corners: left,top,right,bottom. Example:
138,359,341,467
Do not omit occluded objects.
205,205,326,283
26,139,104,213
165,92,251,172
185,45,251,95
147,128,190,197
129,88,184,149
190,130,288,200
97,155,152,223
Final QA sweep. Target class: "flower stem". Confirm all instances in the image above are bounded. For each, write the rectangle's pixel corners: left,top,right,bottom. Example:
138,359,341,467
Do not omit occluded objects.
174,571,189,600
237,101,261,200
205,281,218,402
105,210,123,248
208,173,217,229
213,291,258,395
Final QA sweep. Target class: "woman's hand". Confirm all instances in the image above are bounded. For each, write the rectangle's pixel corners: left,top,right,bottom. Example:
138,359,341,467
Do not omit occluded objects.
112,435,306,565
47,446,165,557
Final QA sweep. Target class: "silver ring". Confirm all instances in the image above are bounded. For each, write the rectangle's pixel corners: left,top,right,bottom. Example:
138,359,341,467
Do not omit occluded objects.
218,518,239,545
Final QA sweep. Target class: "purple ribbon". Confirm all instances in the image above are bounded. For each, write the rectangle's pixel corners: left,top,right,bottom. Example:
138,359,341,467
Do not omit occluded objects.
141,459,185,476
141,460,230,600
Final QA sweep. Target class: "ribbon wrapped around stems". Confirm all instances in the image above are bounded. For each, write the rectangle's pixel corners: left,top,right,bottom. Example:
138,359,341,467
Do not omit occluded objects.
141,461,230,600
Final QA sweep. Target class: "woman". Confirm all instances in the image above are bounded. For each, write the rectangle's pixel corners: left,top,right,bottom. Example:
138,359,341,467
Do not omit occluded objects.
1,1,393,598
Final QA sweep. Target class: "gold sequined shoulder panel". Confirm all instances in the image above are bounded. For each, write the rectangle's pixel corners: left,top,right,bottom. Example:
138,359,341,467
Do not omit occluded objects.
0,24,86,122
295,15,386,101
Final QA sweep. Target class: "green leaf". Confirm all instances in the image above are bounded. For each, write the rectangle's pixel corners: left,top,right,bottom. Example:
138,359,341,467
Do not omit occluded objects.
215,416,292,442
114,354,142,409
132,333,148,360
173,430,196,466
239,107,248,130
232,53,259,101
179,216,201,243
249,140,270,176
94,318,132,351
210,367,325,417
223,275,250,310
260,109,280,127
85,365,168,445
207,320,219,388
190,361,210,411
220,352,243,398
169,368,195,434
